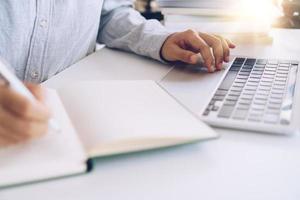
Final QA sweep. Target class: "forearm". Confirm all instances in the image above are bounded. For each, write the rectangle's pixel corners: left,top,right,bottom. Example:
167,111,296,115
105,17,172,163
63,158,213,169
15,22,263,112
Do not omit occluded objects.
97,3,170,61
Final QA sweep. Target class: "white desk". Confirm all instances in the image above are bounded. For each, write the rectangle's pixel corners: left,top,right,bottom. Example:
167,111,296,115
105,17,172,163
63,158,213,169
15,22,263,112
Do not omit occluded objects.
1,29,300,200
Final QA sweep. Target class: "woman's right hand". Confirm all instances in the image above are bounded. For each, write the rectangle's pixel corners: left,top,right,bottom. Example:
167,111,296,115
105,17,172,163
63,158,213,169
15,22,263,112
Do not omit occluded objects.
0,83,51,147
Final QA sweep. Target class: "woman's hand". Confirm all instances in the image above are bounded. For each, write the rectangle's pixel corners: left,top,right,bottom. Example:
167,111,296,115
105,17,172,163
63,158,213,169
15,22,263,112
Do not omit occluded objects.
0,83,50,147
161,29,236,72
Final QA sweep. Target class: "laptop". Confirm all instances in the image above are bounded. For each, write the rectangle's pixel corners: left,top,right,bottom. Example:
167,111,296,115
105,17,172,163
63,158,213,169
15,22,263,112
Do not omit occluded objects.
160,57,300,135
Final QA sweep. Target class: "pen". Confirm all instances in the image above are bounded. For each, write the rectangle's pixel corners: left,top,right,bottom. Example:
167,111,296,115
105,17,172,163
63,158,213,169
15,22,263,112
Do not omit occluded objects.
0,58,61,133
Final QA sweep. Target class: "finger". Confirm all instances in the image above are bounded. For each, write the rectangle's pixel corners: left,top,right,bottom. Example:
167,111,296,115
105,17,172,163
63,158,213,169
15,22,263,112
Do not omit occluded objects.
25,83,45,102
184,31,215,71
199,33,224,70
0,105,46,139
171,45,198,64
0,125,22,146
0,86,51,121
215,36,230,63
225,38,236,49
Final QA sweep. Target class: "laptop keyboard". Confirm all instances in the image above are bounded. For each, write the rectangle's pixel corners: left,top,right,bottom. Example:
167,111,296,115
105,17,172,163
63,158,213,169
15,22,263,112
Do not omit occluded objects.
203,57,298,125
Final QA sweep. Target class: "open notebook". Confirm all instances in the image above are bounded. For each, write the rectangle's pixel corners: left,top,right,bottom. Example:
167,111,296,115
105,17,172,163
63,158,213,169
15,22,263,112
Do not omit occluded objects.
0,81,218,188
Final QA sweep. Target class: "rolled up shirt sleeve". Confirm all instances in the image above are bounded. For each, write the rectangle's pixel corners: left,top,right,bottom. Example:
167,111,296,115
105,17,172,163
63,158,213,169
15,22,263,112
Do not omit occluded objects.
97,0,171,62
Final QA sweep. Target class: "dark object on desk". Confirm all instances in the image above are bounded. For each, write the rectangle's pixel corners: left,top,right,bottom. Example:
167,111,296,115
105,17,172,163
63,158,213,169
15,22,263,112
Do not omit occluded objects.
140,0,164,21
273,0,300,28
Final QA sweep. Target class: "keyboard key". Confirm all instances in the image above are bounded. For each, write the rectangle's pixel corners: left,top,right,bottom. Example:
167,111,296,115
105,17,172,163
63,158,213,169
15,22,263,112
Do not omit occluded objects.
243,90,256,95
239,72,251,76
281,119,291,125
273,82,286,87
263,74,275,79
228,91,242,96
273,85,286,90
237,75,249,80
265,68,276,72
212,105,220,111
253,67,264,71
255,94,268,100
235,79,247,83
218,105,235,118
258,86,271,91
277,70,289,75
291,61,299,65
256,59,267,65
279,60,291,64
271,89,284,95
270,93,284,99
232,83,245,88
256,91,269,96
276,73,288,78
250,74,262,79
268,104,281,110
203,109,210,116
248,113,263,122
224,100,236,106
230,67,241,72
219,71,239,90
251,104,265,111
213,95,225,101
226,95,239,101
264,113,279,124
279,63,290,67
278,67,289,71
265,64,277,69
237,104,250,110
239,99,252,105
247,82,259,87
231,87,243,92
248,78,260,83
245,58,256,66
268,60,278,65
275,77,287,82
253,99,267,105
241,68,252,72
251,71,263,75
215,89,228,96
264,71,276,75
261,78,273,83
243,65,253,69
233,109,248,120
237,74,250,79
260,82,272,87
241,94,254,100
244,86,257,91
234,58,245,65
269,98,282,104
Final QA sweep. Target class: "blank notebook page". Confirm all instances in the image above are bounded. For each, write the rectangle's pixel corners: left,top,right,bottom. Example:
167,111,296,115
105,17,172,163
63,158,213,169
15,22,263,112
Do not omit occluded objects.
57,81,217,153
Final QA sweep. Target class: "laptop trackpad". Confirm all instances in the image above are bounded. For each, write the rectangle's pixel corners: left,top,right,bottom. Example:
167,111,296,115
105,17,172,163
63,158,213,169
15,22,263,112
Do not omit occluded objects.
159,64,229,115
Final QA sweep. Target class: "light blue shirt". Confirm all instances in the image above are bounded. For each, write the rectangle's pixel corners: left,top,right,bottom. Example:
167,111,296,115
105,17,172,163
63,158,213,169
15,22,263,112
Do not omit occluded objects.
0,0,170,83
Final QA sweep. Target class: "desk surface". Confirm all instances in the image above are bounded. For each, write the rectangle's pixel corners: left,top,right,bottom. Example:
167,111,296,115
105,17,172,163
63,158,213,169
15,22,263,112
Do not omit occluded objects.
1,29,300,200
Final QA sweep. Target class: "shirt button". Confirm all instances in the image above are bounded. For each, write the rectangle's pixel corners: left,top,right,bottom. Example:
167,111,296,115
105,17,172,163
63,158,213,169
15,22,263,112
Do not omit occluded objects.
30,70,39,79
39,19,48,28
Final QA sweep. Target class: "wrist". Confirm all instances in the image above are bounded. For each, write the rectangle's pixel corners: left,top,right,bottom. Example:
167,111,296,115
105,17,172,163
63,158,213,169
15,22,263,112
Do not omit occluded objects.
159,33,175,64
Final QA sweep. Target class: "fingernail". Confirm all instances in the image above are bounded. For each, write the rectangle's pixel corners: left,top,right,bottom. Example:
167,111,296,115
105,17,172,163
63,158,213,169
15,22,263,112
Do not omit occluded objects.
225,56,230,62
210,66,216,73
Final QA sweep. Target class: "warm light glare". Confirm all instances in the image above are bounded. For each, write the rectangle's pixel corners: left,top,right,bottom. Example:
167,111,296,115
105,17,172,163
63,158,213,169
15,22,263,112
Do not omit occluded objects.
234,0,281,24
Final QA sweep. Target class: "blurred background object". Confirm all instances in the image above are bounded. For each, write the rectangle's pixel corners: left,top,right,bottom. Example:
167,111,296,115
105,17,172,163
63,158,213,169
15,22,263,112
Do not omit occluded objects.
156,0,283,44
273,0,300,28
135,0,164,21
136,0,300,29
